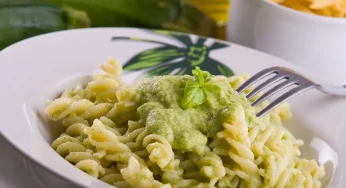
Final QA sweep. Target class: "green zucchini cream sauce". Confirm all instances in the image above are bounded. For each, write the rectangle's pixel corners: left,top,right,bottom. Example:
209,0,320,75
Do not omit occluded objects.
135,75,258,151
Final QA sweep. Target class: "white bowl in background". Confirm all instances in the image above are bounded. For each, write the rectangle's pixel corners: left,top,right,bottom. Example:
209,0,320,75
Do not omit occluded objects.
0,28,345,188
228,0,346,85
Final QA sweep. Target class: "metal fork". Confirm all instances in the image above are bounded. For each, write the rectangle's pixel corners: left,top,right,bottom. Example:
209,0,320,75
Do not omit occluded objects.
236,67,346,117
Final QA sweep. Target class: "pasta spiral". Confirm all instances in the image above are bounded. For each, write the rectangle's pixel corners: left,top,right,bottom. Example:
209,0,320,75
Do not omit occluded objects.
121,157,171,188
217,103,261,187
75,159,105,178
119,120,149,157
65,122,88,138
161,159,184,185
52,134,86,157
45,97,113,122
87,77,120,104
218,167,240,188
88,57,123,104
197,152,226,187
65,150,93,164
119,120,146,144
174,180,208,188
62,113,90,127
99,57,122,80
296,158,326,188
100,167,131,187
143,134,174,169
52,134,107,177
104,101,137,126
249,123,304,158
84,119,120,151
84,119,144,165
61,84,94,101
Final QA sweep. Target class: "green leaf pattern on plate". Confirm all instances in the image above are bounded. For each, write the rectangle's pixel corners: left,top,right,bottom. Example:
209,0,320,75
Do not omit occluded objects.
112,30,235,77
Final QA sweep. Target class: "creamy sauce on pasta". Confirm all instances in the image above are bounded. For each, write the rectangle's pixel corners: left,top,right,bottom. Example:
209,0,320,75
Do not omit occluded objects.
136,75,258,151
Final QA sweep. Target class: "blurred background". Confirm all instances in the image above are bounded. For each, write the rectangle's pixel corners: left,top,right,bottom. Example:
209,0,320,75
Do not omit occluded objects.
0,0,230,50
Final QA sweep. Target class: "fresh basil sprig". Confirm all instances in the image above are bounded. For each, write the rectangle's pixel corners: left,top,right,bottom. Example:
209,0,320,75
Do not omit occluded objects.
181,67,220,109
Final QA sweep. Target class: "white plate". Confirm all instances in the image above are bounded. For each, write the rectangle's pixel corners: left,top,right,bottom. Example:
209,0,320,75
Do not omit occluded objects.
0,134,74,188
0,28,345,188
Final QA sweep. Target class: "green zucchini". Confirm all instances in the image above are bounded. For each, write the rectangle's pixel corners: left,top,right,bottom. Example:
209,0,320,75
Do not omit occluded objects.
0,0,146,27
161,2,218,38
0,0,182,27
0,5,90,50
0,0,219,39
43,1,147,27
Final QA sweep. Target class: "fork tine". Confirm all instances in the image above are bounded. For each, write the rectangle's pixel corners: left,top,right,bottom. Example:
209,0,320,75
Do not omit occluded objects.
256,84,315,117
246,74,287,100
251,80,297,107
236,67,279,93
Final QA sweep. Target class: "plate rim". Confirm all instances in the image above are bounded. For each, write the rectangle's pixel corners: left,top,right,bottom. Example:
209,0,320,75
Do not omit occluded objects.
0,27,344,188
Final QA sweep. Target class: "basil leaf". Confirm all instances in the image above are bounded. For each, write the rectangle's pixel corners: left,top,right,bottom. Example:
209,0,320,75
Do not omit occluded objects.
181,67,218,109
181,81,207,109
203,71,213,83
192,67,205,85
203,83,221,93
183,81,200,96
192,66,213,86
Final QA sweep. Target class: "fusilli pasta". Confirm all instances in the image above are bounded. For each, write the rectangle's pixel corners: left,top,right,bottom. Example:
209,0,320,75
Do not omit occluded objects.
46,58,326,188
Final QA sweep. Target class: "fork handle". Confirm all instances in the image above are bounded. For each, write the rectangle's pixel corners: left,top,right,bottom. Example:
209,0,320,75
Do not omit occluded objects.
316,85,346,96
281,67,346,96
